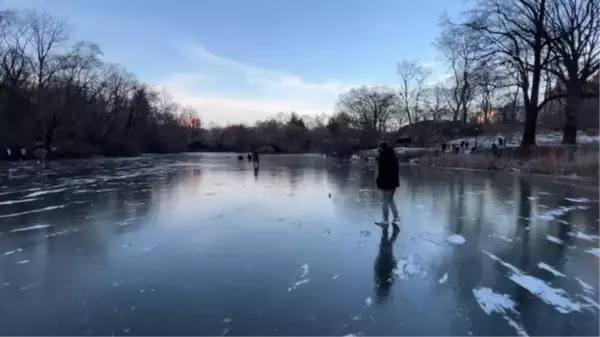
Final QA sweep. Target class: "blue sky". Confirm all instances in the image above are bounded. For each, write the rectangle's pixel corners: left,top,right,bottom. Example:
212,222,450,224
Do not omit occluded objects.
4,0,468,125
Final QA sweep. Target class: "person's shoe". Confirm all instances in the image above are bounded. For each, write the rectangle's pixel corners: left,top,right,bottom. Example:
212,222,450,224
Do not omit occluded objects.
392,217,400,224
374,220,389,228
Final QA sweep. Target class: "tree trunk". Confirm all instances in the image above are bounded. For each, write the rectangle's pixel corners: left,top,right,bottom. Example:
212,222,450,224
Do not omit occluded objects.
562,86,580,144
520,102,538,147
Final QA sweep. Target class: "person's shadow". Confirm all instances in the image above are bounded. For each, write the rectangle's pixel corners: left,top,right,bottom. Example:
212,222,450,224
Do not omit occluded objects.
253,166,259,180
374,224,400,303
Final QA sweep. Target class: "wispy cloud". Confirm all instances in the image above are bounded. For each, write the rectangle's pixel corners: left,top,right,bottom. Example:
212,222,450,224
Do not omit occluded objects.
157,43,357,125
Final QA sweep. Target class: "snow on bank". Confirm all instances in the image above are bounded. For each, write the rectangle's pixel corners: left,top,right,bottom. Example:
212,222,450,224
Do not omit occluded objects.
447,130,599,150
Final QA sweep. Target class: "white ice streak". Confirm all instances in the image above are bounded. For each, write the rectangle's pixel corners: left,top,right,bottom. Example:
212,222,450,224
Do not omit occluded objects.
0,204,66,218
11,224,52,233
564,197,590,203
0,198,38,205
574,277,595,294
365,297,373,306
24,188,67,198
45,228,81,238
504,316,530,337
483,250,583,314
287,279,310,292
567,231,600,242
546,235,564,245
16,260,29,264
536,206,578,221
4,248,23,256
445,234,466,245
537,262,566,277
586,248,600,257
438,273,448,284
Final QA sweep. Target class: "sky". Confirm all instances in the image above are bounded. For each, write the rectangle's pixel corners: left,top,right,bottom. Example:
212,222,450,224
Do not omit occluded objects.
3,0,469,125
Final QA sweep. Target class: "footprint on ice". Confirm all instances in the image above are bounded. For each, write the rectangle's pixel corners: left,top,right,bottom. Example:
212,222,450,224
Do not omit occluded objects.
445,234,466,245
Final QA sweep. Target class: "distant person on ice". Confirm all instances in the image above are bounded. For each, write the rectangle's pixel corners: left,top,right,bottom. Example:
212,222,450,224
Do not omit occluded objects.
375,141,400,227
252,148,259,169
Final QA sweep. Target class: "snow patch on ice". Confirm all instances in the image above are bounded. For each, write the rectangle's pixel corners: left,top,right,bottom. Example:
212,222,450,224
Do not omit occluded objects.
445,234,466,245
537,262,566,277
483,250,583,314
365,297,373,306
438,273,448,284
300,263,309,278
472,287,528,336
287,279,310,292
394,254,428,280
473,287,517,315
288,263,311,292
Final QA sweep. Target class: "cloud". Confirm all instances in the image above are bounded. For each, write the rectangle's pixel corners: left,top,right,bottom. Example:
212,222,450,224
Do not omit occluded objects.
157,43,357,125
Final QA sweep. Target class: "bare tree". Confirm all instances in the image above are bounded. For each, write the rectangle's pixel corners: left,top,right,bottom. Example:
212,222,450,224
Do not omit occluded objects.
545,0,600,144
397,60,430,124
336,85,398,147
436,23,479,124
472,60,508,123
423,84,448,122
464,0,554,147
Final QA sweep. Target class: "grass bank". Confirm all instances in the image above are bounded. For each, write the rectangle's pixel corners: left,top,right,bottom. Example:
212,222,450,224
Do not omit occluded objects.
416,146,599,180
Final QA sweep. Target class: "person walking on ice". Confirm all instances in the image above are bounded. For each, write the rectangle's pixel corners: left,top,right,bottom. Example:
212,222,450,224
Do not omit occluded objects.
374,141,400,227
252,147,259,169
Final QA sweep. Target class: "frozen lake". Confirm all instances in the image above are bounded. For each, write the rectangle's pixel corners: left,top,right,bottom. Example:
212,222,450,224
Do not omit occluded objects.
0,153,598,335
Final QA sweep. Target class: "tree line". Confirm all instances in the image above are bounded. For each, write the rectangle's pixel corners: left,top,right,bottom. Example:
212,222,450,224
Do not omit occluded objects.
0,8,201,158
334,0,598,149
1,0,597,159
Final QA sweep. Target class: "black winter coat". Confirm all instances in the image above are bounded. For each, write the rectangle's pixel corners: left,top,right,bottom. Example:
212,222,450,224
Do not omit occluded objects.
376,150,399,190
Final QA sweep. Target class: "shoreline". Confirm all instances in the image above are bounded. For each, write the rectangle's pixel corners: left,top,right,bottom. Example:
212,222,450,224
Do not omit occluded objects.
399,161,600,187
